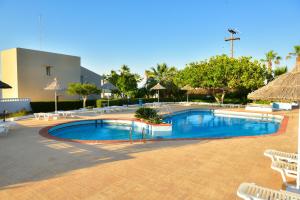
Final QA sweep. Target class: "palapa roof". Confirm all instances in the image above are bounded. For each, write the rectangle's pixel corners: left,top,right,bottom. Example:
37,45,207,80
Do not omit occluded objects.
44,78,63,91
0,81,12,89
248,65,300,101
181,85,194,91
150,83,166,90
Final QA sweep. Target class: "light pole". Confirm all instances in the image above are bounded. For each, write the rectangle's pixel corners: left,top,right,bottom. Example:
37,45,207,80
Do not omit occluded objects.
225,28,240,58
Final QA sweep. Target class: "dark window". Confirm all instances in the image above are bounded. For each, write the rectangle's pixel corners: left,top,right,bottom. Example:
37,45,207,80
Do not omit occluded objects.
80,75,84,84
46,66,51,76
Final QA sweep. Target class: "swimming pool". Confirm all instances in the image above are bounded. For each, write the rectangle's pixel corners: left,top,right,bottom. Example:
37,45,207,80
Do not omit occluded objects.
46,109,282,142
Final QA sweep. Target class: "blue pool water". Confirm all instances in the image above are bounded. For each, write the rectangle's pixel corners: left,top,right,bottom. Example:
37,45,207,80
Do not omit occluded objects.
49,110,280,141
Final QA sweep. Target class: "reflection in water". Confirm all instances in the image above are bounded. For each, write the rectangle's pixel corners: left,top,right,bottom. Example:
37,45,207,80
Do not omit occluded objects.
50,110,280,140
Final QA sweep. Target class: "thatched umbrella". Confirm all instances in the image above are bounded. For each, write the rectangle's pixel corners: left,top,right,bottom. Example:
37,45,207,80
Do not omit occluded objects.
248,64,300,190
101,82,118,107
150,83,166,102
44,78,63,112
181,85,194,103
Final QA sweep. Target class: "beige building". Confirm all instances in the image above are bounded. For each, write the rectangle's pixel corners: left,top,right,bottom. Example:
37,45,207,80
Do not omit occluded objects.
0,48,102,101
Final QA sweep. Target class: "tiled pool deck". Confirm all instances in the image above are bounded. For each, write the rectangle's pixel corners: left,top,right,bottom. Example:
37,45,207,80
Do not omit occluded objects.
0,105,297,199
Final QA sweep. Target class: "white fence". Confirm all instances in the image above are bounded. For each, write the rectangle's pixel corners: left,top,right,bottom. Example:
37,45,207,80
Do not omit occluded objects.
0,98,31,113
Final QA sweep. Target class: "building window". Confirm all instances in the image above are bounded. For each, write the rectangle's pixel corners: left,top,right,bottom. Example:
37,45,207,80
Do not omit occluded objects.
80,75,84,84
46,66,51,76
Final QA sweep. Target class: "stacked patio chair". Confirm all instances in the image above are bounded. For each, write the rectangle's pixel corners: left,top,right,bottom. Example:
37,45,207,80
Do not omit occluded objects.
237,149,300,199
237,183,300,200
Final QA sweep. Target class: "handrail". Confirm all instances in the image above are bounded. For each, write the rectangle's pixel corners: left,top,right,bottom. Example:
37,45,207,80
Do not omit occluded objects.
129,127,133,144
141,127,146,143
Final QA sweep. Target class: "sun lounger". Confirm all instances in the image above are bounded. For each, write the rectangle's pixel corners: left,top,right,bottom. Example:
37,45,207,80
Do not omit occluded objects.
271,160,297,186
93,107,106,114
264,149,297,163
119,105,128,111
45,113,59,120
237,182,300,200
34,113,46,120
57,111,75,118
109,106,120,112
34,113,59,120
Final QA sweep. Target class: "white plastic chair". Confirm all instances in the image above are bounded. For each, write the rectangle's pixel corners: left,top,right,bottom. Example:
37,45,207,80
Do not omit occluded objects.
93,108,105,114
271,160,297,187
264,149,297,163
237,182,300,200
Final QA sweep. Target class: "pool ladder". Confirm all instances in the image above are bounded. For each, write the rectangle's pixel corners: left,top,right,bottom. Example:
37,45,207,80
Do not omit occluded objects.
141,127,146,143
129,127,146,144
129,127,133,144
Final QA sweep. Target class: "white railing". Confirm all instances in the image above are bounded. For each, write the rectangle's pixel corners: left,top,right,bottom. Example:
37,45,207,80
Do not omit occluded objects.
0,98,30,102
0,98,31,113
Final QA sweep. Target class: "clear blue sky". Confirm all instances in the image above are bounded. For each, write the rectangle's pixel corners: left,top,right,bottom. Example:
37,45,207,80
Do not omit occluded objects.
0,0,299,76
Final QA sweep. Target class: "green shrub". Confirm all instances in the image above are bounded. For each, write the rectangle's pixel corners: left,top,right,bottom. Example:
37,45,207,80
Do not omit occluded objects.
0,109,30,119
223,97,249,104
148,115,162,124
30,100,96,113
135,107,162,124
252,100,272,105
135,107,157,119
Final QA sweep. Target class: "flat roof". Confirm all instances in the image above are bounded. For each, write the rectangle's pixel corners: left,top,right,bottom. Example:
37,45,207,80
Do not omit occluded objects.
1,47,80,59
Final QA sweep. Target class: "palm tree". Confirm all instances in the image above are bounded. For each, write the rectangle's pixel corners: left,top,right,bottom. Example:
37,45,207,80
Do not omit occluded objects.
273,66,287,78
119,64,130,75
286,45,300,67
145,63,178,98
261,50,282,71
145,63,177,83
274,56,282,65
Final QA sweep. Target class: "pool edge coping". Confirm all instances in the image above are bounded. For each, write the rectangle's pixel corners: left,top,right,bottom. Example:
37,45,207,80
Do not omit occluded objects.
39,113,289,144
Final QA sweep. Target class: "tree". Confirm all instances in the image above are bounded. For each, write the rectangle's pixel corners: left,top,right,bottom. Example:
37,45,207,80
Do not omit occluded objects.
145,63,179,98
175,55,267,103
146,63,177,83
67,83,100,108
106,70,119,86
261,50,281,71
105,65,140,98
273,66,288,78
286,45,300,66
119,64,130,74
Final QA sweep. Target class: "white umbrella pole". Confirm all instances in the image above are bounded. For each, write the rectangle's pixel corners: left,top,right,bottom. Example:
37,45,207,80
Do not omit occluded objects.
55,90,57,113
187,93,189,103
297,106,300,189
158,90,160,103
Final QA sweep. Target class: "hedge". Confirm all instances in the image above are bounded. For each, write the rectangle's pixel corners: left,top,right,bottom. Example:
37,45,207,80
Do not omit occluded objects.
30,100,96,113
96,98,181,107
0,109,30,119
95,96,248,108
31,96,249,112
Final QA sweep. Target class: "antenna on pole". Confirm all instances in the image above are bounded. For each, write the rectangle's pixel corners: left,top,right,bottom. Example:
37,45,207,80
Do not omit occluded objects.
38,14,42,50
224,28,240,58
